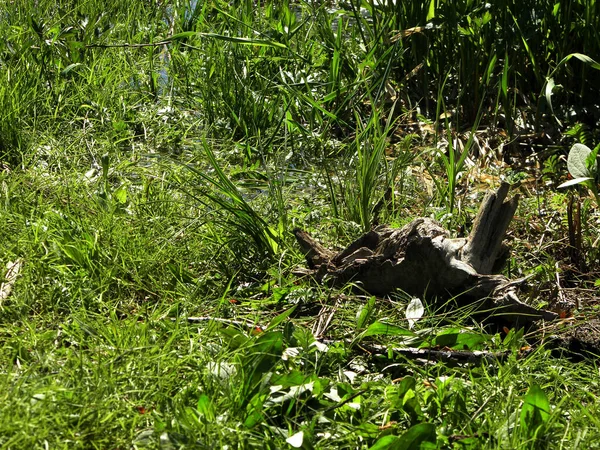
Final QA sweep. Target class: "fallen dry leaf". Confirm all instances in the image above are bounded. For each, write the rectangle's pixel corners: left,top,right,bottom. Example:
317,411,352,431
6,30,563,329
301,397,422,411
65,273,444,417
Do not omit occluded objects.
0,258,23,303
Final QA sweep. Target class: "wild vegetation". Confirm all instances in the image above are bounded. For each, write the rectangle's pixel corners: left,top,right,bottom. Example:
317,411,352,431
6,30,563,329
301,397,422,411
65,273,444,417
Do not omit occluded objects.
1,0,600,448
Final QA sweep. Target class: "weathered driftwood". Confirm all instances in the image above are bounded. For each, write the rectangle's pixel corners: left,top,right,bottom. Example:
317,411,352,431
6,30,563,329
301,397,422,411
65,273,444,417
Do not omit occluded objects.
294,183,558,327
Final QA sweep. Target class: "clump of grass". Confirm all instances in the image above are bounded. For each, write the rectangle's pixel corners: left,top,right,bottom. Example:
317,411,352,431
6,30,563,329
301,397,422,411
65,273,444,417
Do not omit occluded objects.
176,138,282,264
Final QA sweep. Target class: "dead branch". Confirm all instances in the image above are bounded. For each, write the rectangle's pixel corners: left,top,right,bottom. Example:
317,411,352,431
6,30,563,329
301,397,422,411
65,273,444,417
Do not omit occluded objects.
294,183,558,327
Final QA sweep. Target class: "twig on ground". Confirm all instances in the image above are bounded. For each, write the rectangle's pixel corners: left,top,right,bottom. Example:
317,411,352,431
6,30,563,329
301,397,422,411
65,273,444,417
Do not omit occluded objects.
555,261,568,306
178,316,262,330
320,339,513,366
312,297,340,338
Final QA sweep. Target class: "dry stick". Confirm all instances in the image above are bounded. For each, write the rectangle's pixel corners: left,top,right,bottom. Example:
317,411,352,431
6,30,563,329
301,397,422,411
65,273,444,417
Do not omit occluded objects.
555,261,567,306
536,215,556,252
312,297,340,338
179,316,261,330
293,228,334,268
319,339,512,366
358,343,511,366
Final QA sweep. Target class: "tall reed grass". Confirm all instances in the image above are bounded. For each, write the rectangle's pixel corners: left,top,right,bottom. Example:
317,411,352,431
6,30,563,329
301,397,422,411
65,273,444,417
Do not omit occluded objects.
2,0,598,164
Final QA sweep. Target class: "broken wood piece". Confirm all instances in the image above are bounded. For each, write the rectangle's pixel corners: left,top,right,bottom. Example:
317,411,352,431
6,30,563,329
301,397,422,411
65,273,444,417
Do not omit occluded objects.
294,183,558,327
461,182,519,274
293,229,335,269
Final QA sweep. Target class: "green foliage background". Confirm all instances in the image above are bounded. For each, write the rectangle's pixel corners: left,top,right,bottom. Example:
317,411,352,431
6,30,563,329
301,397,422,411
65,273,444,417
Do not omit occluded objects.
1,1,600,448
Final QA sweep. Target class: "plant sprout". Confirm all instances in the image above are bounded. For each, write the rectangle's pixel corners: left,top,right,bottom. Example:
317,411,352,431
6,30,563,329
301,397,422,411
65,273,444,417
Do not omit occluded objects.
558,143,600,206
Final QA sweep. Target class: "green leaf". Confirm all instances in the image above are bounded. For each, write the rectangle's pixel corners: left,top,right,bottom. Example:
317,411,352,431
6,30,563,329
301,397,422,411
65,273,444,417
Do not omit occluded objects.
567,143,596,179
356,296,376,330
385,376,417,409
520,384,551,436
244,331,285,393
568,53,600,70
369,435,399,450
395,423,437,450
244,393,266,428
426,0,436,21
209,33,287,49
196,394,215,421
271,286,289,304
101,153,109,181
502,327,525,350
113,185,127,204
432,329,489,350
219,326,249,349
355,422,381,438
267,305,296,330
170,31,288,49
61,63,84,75
62,244,86,267
168,31,197,40
370,423,437,450
270,371,316,389
397,376,417,397
587,145,600,170
484,53,497,84
253,330,284,354
363,321,416,338
402,389,423,421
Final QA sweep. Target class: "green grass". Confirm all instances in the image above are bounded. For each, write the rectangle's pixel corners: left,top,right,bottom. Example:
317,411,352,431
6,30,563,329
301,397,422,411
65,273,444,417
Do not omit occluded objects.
2,0,600,448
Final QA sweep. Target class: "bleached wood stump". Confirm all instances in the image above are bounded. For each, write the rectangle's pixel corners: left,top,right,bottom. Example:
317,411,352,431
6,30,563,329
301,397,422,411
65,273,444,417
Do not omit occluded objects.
294,183,558,327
